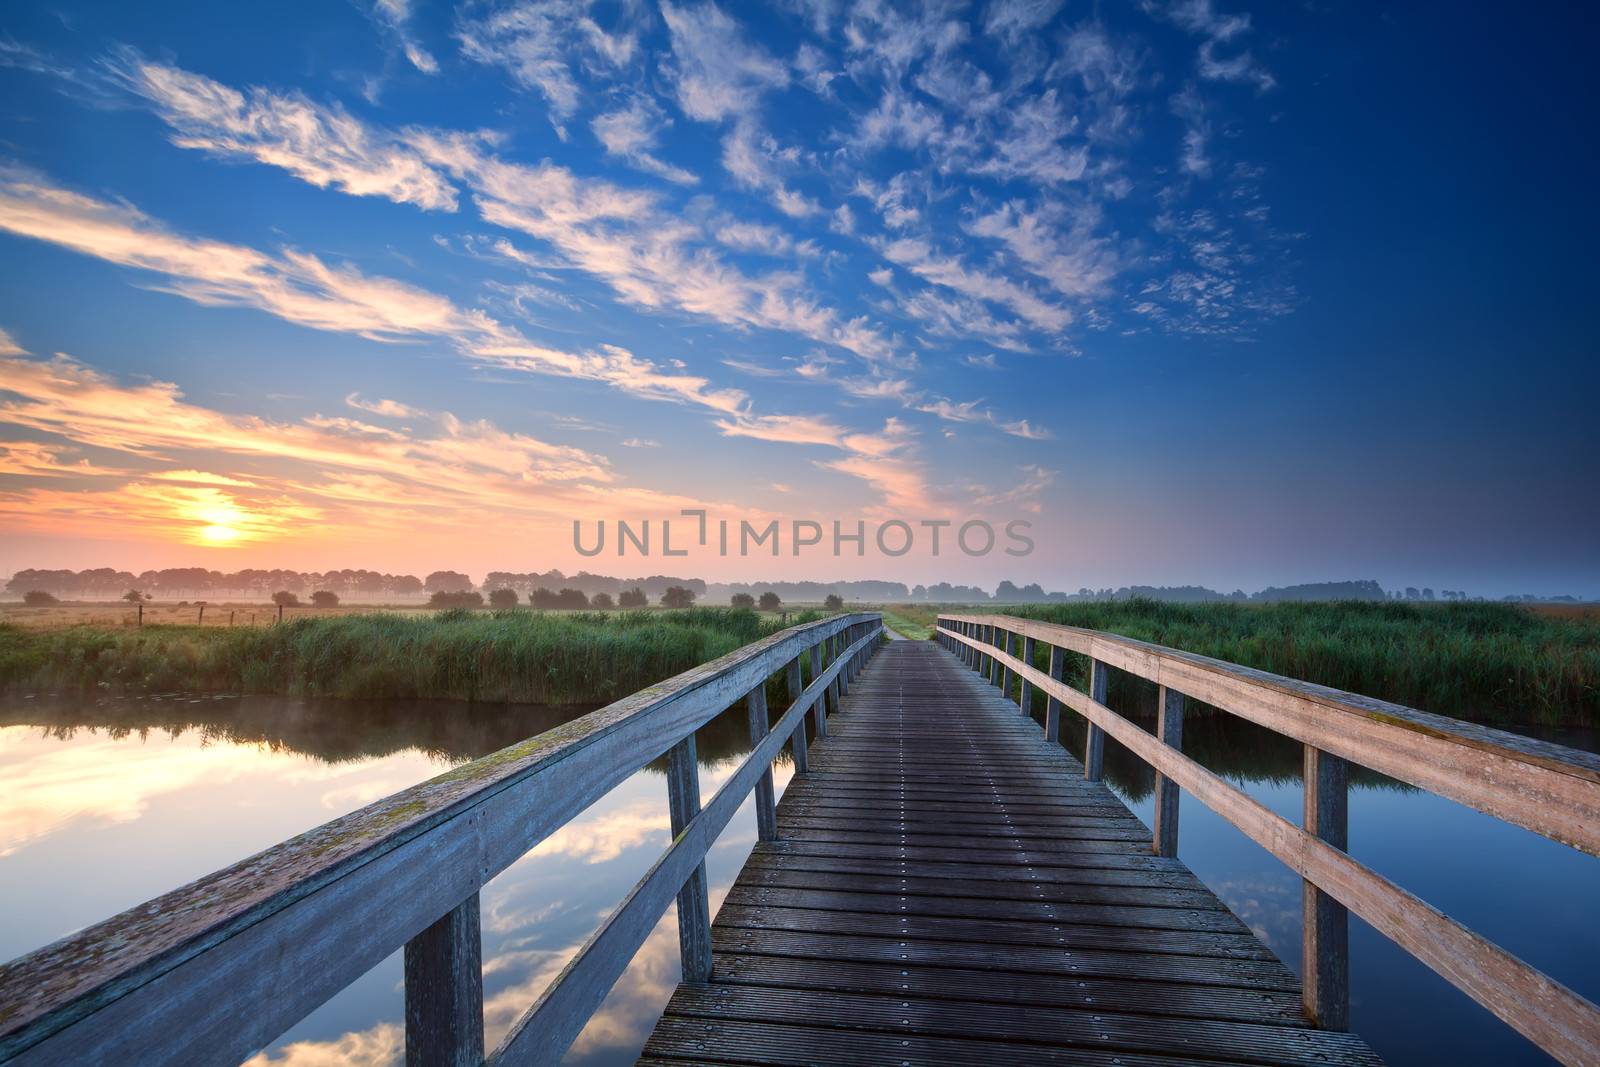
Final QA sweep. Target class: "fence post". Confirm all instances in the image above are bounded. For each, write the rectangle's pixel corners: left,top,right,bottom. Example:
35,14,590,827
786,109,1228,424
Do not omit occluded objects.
809,642,828,738
666,736,712,982
404,893,484,1067
747,685,778,841
1303,746,1350,1029
1000,628,1015,698
1084,659,1108,781
837,629,852,697
829,632,845,708
1153,687,1185,857
1019,636,1036,714
786,657,809,773
1044,645,1065,743
136,602,143,628
991,625,1006,689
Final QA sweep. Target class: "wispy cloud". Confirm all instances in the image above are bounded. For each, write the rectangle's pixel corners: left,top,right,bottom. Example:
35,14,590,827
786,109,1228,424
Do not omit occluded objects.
1149,0,1276,92
368,0,438,74
590,95,698,185
659,1,789,123
114,55,459,210
457,0,639,134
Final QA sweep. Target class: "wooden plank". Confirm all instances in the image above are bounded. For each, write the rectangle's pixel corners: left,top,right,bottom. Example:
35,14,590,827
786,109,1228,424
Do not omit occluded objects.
644,1016,1233,1067
712,926,1302,992
661,985,1384,1066
709,953,1311,1026
718,885,1250,935
403,893,483,1067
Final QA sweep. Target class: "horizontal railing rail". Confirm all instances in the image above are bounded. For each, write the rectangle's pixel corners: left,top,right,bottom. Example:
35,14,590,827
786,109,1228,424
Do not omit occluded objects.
0,612,884,1067
937,613,1600,1066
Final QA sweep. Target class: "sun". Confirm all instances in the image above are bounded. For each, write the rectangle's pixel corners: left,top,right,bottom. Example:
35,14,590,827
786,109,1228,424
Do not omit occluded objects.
198,523,241,544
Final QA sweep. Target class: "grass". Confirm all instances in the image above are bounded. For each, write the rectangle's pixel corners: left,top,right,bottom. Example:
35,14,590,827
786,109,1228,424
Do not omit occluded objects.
884,600,1600,726
0,607,824,705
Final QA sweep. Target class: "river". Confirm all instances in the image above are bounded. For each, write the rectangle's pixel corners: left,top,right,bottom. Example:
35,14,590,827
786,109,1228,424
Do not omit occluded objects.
0,691,1595,1065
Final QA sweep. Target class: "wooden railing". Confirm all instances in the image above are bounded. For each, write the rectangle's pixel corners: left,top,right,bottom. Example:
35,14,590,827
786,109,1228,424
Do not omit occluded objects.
0,612,884,1067
936,613,1600,1065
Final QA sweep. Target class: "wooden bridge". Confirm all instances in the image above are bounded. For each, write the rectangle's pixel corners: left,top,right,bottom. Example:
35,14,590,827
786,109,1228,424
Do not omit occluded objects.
1,611,1598,1065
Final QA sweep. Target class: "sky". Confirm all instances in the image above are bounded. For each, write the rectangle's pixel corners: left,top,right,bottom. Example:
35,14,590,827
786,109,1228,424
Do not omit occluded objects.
0,0,1595,596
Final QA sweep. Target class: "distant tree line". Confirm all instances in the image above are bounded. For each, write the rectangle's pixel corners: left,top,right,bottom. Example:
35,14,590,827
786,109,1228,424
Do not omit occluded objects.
5,567,1584,606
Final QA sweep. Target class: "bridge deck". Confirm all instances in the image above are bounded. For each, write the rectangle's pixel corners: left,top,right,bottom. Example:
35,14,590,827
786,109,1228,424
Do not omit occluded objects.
641,639,1381,1066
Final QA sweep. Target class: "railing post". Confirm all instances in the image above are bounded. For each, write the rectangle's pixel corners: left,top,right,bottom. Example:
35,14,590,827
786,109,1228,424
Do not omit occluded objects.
786,657,809,773
1044,645,1065,743
666,736,712,983
747,685,778,841
809,642,828,738
827,632,843,712
1303,746,1349,1029
1084,658,1108,781
1000,628,1015,697
838,628,852,697
1019,636,1036,714
1153,686,1185,857
404,893,484,1067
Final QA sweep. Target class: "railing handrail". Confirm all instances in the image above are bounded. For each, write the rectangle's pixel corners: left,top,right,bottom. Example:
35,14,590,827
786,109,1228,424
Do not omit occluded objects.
936,613,1600,1066
938,612,1600,853
0,611,884,1066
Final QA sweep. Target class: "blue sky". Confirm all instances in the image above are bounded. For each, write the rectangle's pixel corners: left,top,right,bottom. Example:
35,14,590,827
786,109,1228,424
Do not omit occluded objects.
0,0,1595,595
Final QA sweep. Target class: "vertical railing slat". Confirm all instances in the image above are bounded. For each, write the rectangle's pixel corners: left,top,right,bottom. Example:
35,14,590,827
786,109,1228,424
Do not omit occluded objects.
1303,746,1350,1029
1084,658,1108,781
1153,686,1185,857
809,642,828,737
1020,636,1036,715
746,685,778,842
786,657,809,773
404,893,484,1067
1044,645,1066,744
666,736,712,983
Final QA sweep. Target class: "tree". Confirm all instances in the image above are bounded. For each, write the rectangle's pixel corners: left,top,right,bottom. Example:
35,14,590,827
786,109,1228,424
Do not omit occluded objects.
530,587,559,609
758,591,781,611
591,592,615,610
730,592,756,609
424,570,473,593
310,590,340,608
272,591,300,607
123,590,147,603
22,590,58,606
823,593,844,611
489,587,519,608
557,588,590,609
661,585,696,608
618,587,648,609
429,590,484,609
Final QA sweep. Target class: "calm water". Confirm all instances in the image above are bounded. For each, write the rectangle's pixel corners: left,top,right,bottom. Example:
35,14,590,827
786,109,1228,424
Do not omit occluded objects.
1,691,1596,1066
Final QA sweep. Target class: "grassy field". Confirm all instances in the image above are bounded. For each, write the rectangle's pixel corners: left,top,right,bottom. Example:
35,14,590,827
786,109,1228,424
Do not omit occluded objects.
0,607,823,704
884,600,1600,727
